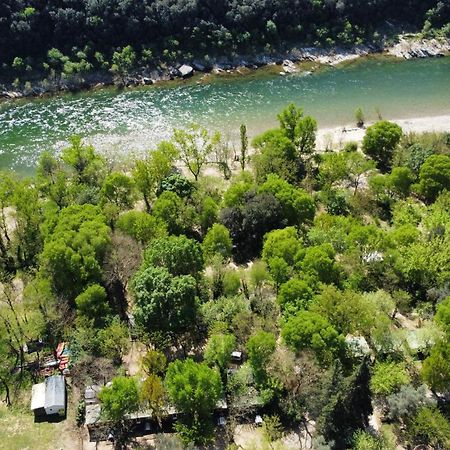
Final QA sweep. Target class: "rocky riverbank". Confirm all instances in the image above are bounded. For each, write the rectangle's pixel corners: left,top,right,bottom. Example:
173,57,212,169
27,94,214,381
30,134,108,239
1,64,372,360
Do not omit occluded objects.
388,36,450,58
1,35,449,101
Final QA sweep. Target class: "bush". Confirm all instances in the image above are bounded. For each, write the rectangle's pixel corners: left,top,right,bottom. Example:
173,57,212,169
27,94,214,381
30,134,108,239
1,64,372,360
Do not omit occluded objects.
410,406,450,449
370,362,410,396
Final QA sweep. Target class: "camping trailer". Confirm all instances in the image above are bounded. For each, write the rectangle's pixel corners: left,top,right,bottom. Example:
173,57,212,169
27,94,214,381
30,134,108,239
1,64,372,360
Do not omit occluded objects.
31,375,66,418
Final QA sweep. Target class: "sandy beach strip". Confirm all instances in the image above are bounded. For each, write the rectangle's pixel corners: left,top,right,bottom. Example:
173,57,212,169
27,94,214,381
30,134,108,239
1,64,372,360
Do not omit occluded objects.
316,114,450,150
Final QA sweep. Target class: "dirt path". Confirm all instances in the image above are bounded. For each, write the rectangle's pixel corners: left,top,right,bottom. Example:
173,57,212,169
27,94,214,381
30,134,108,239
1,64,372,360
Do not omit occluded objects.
122,341,147,377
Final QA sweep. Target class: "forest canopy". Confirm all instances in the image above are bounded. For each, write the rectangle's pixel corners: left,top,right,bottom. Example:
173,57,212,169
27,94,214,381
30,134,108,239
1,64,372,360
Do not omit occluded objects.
0,103,449,449
1,0,449,82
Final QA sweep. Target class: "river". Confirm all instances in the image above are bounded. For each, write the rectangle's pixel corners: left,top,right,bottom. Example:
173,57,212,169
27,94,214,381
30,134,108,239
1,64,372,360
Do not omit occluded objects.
1,56,449,173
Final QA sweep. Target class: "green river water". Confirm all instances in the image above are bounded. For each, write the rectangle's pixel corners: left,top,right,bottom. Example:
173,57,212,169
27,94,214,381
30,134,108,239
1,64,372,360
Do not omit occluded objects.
0,56,449,173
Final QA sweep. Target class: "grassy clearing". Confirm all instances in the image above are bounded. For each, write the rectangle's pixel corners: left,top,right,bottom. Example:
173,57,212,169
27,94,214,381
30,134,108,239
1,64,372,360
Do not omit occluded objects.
0,390,80,450
0,404,59,450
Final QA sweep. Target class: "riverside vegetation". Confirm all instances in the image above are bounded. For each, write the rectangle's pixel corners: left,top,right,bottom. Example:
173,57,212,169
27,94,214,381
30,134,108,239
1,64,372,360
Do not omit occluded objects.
0,103,449,449
1,1,449,94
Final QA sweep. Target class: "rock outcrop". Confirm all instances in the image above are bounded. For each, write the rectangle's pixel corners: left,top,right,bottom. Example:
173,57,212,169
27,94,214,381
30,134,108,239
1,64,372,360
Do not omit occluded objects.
388,37,450,59
178,64,194,78
282,60,298,73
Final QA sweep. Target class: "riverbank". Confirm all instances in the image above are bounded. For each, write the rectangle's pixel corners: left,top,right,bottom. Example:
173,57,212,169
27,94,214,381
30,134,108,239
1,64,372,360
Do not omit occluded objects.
317,114,450,150
1,35,449,102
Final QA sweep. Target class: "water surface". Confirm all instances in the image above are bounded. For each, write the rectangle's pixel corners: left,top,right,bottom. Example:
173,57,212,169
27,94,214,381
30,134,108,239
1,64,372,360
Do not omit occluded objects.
1,56,449,173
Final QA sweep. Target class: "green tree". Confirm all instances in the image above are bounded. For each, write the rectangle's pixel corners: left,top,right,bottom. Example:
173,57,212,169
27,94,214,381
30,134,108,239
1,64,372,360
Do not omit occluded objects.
319,151,375,194
116,211,167,244
202,223,232,261
277,278,314,316
223,178,254,208
159,173,195,199
421,341,450,393
351,430,383,450
362,121,403,172
282,310,344,364
262,414,284,447
132,141,178,211
152,191,193,235
132,266,198,335
111,45,136,83
47,48,69,83
418,154,450,202
410,406,450,449
240,124,249,171
389,166,415,198
140,374,165,424
435,296,450,334
297,243,340,285
173,124,221,180
267,256,290,291
61,136,106,186
199,195,219,233
165,359,222,444
75,284,111,326
252,129,299,183
98,375,140,422
143,235,204,278
97,317,130,364
0,173,15,272
311,286,376,337
12,180,43,267
141,349,166,376
204,333,236,375
262,227,302,267
101,172,135,210
277,103,317,156
246,330,276,384
259,175,315,225
40,204,110,299
36,151,70,209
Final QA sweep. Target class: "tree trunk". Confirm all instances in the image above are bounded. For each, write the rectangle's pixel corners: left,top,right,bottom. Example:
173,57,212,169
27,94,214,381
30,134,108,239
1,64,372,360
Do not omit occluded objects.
0,377,11,406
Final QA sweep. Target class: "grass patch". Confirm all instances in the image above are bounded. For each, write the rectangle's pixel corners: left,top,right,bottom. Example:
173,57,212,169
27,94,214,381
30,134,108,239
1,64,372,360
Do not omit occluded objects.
0,404,63,450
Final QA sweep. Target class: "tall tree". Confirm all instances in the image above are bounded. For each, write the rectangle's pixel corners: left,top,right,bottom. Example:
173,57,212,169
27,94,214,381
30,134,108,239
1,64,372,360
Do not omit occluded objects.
319,359,372,449
98,376,140,446
132,141,178,211
239,124,249,171
132,266,198,335
165,359,222,444
173,124,221,181
362,121,403,172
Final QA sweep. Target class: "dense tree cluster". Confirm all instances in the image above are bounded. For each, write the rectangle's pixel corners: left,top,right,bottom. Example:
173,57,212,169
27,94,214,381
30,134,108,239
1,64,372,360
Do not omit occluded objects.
0,103,449,449
1,1,449,83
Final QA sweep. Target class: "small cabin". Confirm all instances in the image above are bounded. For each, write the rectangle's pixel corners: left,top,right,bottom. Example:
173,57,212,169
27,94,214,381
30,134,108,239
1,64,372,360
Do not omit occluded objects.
231,351,243,363
31,375,66,418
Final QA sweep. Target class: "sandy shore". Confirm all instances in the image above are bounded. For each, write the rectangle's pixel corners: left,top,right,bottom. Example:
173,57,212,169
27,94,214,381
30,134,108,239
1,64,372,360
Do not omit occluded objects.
316,114,450,150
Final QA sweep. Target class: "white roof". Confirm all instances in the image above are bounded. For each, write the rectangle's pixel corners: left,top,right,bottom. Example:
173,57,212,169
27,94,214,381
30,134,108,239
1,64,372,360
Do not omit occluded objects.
44,375,65,409
31,382,46,410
